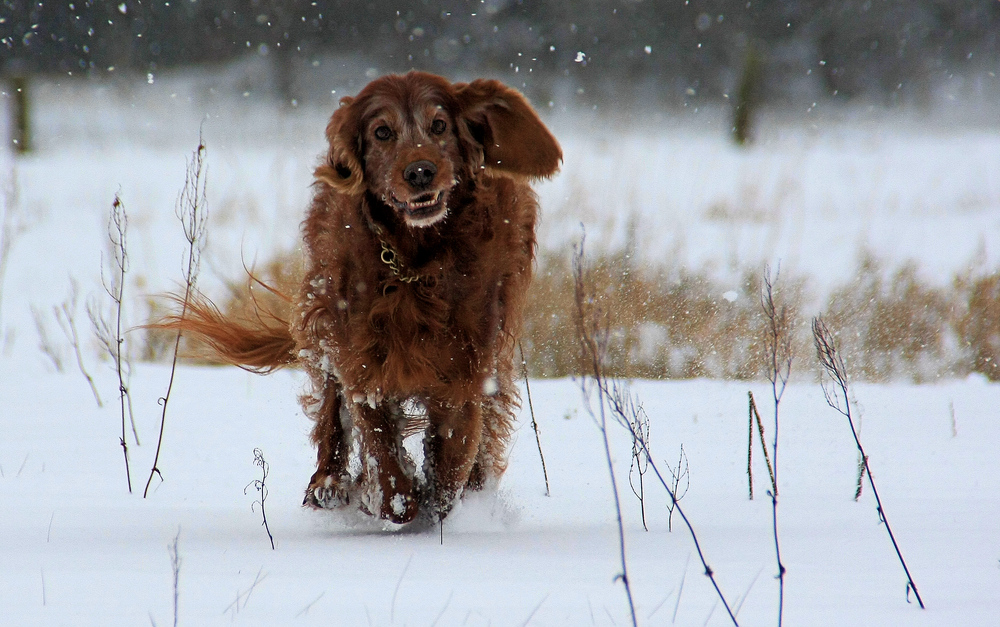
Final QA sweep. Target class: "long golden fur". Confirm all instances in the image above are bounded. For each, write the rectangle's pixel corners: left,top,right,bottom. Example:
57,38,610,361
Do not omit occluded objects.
166,72,560,524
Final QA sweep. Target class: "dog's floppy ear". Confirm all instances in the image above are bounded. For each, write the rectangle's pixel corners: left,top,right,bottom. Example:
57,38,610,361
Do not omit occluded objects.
314,96,365,195
455,79,562,179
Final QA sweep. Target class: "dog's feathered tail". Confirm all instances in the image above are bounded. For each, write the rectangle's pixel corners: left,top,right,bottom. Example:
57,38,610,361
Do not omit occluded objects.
154,288,297,374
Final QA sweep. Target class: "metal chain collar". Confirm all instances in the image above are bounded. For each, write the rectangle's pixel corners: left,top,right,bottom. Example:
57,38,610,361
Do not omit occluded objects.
370,222,424,284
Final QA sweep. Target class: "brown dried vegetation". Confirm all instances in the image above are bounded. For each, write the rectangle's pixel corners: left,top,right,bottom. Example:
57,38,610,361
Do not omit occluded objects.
159,245,1000,383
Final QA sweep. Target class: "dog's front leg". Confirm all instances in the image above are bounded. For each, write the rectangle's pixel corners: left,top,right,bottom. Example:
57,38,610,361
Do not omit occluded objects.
353,402,419,524
303,378,355,509
423,400,484,519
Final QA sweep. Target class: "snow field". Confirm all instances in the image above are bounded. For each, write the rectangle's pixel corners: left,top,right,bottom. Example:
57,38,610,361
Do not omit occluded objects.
2,361,999,624
1,77,999,624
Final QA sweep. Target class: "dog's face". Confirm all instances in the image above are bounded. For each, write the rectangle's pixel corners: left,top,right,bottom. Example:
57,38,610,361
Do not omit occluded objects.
360,88,463,227
314,72,562,229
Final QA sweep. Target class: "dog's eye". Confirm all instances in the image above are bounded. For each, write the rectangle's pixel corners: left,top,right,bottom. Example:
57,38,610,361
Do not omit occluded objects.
430,119,447,135
374,125,393,141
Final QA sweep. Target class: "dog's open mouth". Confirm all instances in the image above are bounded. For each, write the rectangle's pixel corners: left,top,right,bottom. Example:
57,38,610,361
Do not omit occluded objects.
390,191,446,223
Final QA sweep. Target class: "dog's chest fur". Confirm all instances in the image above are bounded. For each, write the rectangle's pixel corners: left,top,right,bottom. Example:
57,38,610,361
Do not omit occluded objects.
295,176,537,400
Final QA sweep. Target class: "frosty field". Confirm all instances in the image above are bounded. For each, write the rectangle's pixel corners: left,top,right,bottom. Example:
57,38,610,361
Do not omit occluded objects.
1,75,1000,625
3,365,999,625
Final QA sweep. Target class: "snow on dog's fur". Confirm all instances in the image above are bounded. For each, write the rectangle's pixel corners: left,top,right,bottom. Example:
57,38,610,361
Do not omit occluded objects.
161,71,560,524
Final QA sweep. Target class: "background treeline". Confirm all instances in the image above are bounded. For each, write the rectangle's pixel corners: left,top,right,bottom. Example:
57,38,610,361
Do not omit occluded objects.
2,0,998,107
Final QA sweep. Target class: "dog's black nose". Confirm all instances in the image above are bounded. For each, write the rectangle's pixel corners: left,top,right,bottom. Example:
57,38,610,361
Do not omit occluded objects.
403,160,437,190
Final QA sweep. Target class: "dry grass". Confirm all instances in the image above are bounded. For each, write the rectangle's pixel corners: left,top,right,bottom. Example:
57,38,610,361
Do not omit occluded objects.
954,270,1000,381
823,253,954,383
522,248,807,380
146,240,1000,383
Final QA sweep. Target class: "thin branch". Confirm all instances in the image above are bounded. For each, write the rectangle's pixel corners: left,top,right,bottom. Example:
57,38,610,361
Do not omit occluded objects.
91,193,134,493
747,392,776,499
294,592,325,618
518,341,550,496
672,553,690,624
574,236,740,627
168,529,181,627
53,278,103,407
390,554,413,624
572,236,638,627
615,384,650,531
429,590,455,627
518,593,549,627
244,448,275,550
813,315,925,610
747,393,753,501
31,304,64,372
664,443,690,533
145,133,209,498
854,453,868,501
761,266,792,627
223,567,268,617
0,157,26,334
601,376,740,626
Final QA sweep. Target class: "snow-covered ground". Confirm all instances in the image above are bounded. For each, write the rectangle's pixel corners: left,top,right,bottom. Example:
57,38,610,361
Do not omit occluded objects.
3,363,999,625
1,73,999,624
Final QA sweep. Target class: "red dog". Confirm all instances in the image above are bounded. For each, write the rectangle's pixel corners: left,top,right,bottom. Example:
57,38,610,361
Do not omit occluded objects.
172,72,560,524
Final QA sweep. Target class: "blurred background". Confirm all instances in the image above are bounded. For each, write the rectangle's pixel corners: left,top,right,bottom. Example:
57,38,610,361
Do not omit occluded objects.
2,1,1000,382
3,0,1000,143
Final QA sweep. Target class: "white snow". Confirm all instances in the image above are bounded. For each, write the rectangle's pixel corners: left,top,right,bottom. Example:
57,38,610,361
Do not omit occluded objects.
1,75,999,624
2,363,998,624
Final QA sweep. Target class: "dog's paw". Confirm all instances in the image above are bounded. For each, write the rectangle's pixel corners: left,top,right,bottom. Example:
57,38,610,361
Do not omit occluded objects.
303,474,354,510
386,492,419,525
358,482,419,525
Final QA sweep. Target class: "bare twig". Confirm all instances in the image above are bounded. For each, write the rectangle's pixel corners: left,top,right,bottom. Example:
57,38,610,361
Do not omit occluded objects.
733,567,765,617
747,392,775,500
854,453,868,501
31,304,64,372
145,134,208,498
572,236,638,627
294,592,325,618
574,236,740,627
665,444,690,533
760,266,793,627
0,157,25,335
813,315,925,609
614,384,650,531
747,394,753,500
429,590,455,627
672,553,690,624
223,567,268,617
53,279,103,407
390,554,413,624
90,193,134,493
88,294,139,438
518,341,550,496
518,593,549,627
168,529,181,627
601,375,740,626
244,448,275,550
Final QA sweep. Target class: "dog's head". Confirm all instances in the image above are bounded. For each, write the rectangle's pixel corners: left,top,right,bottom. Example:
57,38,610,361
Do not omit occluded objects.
315,71,562,228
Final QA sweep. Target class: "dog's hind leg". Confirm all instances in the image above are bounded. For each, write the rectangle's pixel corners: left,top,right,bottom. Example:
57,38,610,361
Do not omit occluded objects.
303,377,355,509
467,393,515,491
466,363,517,491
